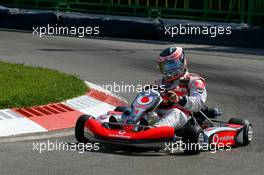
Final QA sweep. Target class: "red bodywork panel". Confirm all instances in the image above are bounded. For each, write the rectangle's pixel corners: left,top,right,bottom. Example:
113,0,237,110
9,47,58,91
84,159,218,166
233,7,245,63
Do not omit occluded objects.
85,118,175,141
107,111,122,115
224,123,243,129
210,124,243,146
211,131,238,146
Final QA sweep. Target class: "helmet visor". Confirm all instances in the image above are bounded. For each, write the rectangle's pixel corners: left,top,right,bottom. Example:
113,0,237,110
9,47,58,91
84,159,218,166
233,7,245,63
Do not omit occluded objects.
158,60,184,74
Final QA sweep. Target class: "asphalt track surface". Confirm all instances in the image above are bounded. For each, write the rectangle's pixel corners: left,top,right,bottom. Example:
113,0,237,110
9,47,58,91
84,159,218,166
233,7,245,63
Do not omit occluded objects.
0,30,264,175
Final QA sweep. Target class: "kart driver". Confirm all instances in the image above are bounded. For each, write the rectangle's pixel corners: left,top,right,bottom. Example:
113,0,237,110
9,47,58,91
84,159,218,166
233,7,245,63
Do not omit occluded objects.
148,46,207,129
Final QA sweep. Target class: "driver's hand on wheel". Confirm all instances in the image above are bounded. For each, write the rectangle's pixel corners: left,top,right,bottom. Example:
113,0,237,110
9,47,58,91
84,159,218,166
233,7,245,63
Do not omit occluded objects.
167,91,179,103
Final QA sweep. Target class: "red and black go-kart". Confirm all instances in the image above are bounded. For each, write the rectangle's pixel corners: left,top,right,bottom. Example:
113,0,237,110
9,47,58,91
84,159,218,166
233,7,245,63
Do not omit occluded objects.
75,89,253,154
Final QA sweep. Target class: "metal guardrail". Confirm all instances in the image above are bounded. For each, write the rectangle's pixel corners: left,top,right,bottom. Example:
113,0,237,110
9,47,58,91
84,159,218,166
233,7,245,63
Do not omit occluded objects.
0,0,263,25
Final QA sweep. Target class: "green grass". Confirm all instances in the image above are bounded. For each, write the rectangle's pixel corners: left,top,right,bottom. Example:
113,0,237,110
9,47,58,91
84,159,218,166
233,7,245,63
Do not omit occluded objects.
0,61,88,109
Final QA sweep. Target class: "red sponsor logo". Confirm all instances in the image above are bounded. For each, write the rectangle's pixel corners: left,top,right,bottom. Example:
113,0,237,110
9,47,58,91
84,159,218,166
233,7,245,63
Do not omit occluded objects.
137,96,153,105
118,130,126,134
211,131,236,146
141,96,150,103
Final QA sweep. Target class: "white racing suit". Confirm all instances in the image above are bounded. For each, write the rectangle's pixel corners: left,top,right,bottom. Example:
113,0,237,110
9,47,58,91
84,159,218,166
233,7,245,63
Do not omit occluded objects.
148,72,207,129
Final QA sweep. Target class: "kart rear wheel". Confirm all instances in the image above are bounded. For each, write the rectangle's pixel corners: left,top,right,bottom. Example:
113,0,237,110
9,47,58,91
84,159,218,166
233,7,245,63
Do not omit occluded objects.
183,126,204,155
228,118,253,145
75,114,92,143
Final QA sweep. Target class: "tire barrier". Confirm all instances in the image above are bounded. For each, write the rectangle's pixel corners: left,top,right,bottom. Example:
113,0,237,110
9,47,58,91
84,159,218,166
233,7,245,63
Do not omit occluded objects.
58,13,162,40
0,6,263,48
0,7,58,30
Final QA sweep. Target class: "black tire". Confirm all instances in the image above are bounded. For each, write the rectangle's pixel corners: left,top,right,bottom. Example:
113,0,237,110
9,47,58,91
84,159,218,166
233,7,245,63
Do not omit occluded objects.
75,114,91,143
228,118,245,125
114,106,127,112
183,126,204,155
228,118,253,145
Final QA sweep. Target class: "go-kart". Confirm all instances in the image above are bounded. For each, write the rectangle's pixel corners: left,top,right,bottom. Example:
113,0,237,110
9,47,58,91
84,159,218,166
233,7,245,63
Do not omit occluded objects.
75,89,253,155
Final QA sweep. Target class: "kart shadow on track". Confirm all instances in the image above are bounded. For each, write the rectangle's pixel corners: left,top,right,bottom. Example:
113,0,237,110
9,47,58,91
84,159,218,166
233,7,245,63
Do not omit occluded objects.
69,141,193,157
70,142,167,157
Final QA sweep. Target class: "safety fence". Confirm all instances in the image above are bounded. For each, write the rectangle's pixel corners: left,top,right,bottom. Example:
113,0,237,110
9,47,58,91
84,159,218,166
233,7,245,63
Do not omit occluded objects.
0,0,263,25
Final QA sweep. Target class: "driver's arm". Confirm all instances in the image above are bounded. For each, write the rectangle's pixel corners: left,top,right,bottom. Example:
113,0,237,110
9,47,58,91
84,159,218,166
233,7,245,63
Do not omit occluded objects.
178,79,207,112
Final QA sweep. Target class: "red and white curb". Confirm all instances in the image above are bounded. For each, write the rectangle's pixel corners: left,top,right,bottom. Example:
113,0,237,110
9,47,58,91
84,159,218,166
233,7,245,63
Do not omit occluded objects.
0,81,128,137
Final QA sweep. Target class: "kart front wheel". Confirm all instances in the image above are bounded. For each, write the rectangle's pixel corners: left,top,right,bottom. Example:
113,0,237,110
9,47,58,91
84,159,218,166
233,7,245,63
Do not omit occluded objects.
75,114,92,143
228,118,253,145
183,126,204,155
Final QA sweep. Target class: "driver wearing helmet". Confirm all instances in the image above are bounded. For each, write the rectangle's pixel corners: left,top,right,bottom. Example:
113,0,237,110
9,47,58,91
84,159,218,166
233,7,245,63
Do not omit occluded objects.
149,47,207,130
